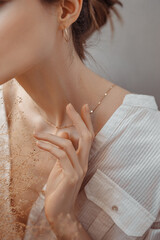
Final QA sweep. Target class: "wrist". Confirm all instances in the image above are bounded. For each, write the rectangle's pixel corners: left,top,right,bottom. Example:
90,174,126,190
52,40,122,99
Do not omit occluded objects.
48,212,82,240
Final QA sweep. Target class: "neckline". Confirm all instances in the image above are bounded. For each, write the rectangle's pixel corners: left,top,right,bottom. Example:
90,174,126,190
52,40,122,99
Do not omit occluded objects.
0,83,158,148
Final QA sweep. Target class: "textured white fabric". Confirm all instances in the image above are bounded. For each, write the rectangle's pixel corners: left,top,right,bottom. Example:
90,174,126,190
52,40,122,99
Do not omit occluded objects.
0,82,160,240
85,169,155,237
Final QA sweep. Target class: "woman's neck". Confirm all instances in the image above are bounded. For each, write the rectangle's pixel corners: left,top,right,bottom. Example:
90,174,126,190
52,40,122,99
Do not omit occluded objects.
14,51,111,133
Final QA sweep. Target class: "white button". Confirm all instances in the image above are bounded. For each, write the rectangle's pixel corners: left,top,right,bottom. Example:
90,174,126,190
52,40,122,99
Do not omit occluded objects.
112,205,118,211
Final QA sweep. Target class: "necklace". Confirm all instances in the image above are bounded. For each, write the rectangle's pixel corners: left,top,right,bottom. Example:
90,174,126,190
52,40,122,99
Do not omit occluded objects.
35,84,116,129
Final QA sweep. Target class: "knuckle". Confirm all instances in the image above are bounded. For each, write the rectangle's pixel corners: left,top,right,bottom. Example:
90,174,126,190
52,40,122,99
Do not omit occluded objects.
70,173,79,185
83,132,92,141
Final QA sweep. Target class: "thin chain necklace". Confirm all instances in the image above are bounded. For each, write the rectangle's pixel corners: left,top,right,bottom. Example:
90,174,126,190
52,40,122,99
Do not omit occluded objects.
35,84,116,129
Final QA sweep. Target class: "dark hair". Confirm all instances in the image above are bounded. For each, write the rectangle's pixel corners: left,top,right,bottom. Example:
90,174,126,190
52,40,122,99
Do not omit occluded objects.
42,0,123,62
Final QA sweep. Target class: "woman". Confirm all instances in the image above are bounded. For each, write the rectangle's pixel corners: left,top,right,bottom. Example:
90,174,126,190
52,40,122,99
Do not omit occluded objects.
0,0,160,239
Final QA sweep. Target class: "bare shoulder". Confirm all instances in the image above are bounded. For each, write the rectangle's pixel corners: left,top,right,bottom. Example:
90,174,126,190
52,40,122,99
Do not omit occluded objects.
104,80,132,108
93,78,132,136
113,84,132,101
106,83,132,115
114,83,131,93
100,77,132,100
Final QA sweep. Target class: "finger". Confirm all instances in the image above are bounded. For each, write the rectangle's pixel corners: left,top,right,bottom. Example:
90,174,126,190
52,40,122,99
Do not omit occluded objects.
36,140,74,175
34,133,81,173
81,104,95,139
75,104,95,165
66,103,91,139
66,103,93,166
45,159,64,197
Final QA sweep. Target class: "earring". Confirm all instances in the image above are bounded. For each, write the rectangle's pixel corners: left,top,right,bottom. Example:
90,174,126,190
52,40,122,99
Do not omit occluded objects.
63,28,70,42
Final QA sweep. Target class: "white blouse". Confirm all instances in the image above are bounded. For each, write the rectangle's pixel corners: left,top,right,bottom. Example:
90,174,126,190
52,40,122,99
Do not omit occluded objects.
0,82,160,240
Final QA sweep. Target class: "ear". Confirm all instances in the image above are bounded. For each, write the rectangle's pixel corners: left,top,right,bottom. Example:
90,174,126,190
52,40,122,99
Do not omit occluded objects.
57,0,83,29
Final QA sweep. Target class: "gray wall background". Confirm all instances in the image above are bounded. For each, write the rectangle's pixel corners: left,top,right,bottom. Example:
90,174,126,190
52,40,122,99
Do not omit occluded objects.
85,0,160,109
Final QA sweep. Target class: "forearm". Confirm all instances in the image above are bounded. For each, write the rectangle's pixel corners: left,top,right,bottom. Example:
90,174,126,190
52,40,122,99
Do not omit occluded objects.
49,213,92,240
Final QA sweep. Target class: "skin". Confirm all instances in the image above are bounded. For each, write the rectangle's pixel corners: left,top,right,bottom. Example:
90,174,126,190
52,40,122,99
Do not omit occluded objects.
34,103,95,239
0,0,131,238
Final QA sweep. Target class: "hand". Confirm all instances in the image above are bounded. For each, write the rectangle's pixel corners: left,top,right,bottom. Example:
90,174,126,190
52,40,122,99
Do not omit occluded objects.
33,103,95,235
